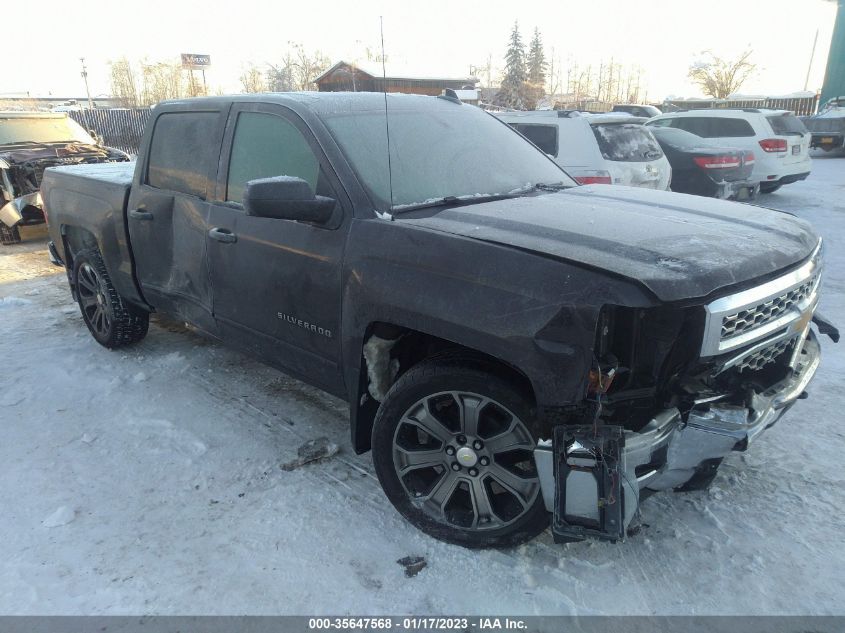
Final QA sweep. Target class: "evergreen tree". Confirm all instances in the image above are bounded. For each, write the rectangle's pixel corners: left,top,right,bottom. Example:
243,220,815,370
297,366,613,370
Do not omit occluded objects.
499,21,527,109
527,28,547,87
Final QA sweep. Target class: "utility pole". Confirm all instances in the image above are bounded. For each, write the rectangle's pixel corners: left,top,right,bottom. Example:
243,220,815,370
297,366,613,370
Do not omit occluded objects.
80,57,94,109
804,28,819,91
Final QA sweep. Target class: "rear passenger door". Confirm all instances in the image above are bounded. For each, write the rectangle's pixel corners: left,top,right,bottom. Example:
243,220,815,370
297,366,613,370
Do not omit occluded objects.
127,107,228,330
205,103,349,396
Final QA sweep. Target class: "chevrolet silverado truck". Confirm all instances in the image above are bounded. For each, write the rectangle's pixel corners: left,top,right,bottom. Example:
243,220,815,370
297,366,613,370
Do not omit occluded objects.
41,93,838,548
1,111,129,244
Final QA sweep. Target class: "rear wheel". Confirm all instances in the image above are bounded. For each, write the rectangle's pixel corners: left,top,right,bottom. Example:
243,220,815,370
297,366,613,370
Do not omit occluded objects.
372,359,548,548
759,183,782,194
0,224,21,245
73,248,149,348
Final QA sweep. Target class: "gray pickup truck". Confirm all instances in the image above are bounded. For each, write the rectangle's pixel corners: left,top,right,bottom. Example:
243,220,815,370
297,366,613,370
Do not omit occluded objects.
41,93,837,548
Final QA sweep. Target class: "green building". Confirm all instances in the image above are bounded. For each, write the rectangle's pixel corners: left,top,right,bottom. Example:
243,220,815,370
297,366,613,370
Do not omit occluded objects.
820,0,845,107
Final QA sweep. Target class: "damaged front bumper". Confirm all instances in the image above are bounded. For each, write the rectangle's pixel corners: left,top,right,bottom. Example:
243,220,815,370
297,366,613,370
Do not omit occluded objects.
534,329,823,542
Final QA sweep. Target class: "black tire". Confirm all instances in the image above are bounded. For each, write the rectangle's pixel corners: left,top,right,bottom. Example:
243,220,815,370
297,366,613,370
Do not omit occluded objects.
372,357,549,548
0,223,21,245
73,248,149,348
759,183,782,194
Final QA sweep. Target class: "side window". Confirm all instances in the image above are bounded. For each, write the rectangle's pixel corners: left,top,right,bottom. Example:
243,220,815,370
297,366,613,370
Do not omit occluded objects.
513,124,558,156
710,117,755,137
226,112,320,204
648,118,674,128
147,112,219,198
671,117,709,136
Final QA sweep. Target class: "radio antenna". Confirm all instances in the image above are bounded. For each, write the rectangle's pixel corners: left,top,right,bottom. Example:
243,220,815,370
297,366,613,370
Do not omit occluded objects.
380,16,395,216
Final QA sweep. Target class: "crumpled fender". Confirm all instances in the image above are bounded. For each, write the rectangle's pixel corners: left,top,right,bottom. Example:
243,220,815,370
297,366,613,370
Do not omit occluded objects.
0,191,41,228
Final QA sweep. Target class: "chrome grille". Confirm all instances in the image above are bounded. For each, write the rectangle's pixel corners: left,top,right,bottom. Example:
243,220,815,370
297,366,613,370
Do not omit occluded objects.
736,338,794,372
700,242,822,358
721,274,819,339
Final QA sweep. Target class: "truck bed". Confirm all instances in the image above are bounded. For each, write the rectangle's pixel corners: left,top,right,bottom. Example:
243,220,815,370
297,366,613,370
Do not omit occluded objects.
41,160,144,306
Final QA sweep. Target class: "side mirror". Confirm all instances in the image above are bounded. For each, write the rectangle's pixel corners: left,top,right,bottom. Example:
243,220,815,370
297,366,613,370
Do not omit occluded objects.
243,176,335,223
88,130,104,145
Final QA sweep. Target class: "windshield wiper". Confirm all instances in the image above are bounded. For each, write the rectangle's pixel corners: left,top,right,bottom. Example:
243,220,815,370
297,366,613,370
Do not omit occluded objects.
390,183,572,216
532,182,571,191
391,192,523,215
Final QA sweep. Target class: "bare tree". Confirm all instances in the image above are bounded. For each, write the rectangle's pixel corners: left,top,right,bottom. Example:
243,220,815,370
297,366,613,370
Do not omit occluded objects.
266,45,330,92
688,50,756,99
239,65,266,93
291,44,331,90
141,60,187,105
109,58,140,108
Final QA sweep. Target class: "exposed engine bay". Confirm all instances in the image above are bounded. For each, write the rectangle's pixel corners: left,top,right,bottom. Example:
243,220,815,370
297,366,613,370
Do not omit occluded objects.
533,242,840,542
1,143,129,230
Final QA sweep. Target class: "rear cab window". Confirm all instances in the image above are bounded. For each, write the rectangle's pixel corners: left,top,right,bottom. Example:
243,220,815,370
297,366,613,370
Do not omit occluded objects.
766,114,808,136
509,123,558,156
146,111,220,198
591,123,663,162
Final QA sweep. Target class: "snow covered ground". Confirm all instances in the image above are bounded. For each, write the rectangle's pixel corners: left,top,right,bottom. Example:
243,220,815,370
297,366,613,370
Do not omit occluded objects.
1,158,844,615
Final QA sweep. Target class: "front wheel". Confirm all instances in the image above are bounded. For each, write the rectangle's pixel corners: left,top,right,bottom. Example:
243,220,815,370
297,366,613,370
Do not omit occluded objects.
73,248,149,348
371,358,548,548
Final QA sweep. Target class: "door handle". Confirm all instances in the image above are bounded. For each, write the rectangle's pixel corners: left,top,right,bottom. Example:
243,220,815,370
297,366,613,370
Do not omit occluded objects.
208,227,237,244
129,209,154,221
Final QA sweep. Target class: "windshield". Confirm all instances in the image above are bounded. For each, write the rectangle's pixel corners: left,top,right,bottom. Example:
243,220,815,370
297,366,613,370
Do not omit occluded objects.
0,116,95,146
592,122,664,162
321,99,574,211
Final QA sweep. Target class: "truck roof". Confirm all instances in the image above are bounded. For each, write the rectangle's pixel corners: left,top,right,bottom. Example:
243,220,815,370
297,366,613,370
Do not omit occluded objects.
157,91,468,120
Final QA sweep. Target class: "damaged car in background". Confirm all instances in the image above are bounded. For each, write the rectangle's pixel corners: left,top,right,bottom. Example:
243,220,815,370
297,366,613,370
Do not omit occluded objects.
40,93,838,548
0,112,129,245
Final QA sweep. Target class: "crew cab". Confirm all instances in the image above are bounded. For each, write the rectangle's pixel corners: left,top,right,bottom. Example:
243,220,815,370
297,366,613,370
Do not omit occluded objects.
41,93,837,548
0,111,129,245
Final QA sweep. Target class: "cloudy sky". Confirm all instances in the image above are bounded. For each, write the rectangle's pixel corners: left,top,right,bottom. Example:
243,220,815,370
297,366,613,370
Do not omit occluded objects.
2,0,838,101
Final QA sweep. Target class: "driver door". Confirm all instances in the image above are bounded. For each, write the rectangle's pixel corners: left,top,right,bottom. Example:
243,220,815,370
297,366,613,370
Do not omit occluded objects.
206,103,348,395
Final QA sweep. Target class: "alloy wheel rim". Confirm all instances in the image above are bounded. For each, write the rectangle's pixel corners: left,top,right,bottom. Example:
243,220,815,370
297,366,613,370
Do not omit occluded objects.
77,263,111,338
392,391,540,531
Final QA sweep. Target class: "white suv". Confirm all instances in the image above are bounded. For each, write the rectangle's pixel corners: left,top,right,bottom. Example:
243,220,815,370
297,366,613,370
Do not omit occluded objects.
495,111,672,190
646,109,811,193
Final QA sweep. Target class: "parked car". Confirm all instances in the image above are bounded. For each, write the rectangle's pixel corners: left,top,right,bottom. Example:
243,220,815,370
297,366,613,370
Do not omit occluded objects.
646,108,810,193
497,111,672,190
41,93,837,548
649,126,758,200
802,97,845,154
0,111,129,245
612,103,662,118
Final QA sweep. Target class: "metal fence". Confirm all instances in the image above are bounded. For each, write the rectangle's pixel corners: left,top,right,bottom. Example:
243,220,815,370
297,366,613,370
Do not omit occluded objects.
664,95,820,116
69,108,151,155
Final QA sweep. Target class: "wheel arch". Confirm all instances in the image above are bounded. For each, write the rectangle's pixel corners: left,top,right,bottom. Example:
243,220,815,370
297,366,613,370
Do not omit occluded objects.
350,321,537,454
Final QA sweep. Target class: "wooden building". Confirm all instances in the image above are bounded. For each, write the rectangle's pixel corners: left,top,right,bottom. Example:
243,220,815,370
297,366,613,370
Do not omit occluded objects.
314,61,477,96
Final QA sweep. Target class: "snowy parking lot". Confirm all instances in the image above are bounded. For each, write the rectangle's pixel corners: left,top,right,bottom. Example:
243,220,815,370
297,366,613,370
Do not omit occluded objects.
1,158,844,616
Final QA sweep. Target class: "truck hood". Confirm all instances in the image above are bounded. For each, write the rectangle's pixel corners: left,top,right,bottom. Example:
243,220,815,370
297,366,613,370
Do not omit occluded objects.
399,186,819,302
